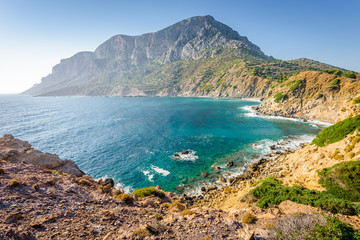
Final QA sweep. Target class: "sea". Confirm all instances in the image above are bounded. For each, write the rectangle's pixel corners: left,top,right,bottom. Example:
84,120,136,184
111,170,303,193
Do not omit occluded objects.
0,95,329,194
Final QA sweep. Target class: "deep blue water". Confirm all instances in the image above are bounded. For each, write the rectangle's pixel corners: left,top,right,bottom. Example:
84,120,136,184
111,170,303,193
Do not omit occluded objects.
0,95,321,193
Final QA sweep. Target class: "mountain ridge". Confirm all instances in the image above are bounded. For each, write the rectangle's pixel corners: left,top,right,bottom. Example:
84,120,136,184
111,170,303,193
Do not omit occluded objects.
23,15,267,96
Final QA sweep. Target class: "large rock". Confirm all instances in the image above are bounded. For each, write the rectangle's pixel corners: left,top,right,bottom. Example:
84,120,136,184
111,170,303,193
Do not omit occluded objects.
0,134,84,177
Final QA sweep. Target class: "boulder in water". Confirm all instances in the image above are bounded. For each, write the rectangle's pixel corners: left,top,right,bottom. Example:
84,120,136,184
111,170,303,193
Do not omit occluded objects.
226,161,234,167
181,150,190,155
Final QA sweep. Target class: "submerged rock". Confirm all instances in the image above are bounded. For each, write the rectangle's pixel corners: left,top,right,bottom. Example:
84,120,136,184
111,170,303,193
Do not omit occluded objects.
226,161,234,167
181,150,190,155
211,164,221,170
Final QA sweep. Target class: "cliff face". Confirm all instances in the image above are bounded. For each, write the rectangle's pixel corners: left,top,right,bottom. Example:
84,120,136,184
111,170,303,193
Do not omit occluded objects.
256,71,360,123
24,15,265,96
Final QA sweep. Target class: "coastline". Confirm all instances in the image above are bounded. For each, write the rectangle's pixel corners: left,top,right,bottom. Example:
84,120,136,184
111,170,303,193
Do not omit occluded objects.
181,101,330,197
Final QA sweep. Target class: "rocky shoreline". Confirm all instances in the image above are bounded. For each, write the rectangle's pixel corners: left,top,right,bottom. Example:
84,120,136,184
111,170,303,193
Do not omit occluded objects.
1,116,360,239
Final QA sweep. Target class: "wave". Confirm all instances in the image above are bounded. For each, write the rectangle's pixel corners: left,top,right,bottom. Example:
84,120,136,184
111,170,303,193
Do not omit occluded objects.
240,98,262,103
142,170,154,182
151,165,170,176
241,105,332,128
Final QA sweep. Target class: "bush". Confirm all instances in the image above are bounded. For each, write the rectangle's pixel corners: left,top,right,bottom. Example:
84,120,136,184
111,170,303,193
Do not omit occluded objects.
274,92,287,103
331,78,340,86
250,176,359,215
132,186,165,198
307,216,360,240
119,193,133,204
312,115,360,147
343,71,357,79
242,211,256,223
290,80,302,92
319,161,360,202
353,96,360,104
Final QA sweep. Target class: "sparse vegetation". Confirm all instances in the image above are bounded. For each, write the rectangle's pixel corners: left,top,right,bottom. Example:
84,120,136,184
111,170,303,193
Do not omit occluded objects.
118,193,134,204
250,176,360,215
331,78,340,86
52,170,58,175
319,161,360,202
180,209,195,216
274,92,287,103
290,80,302,92
307,215,360,240
312,115,360,147
132,186,165,198
353,96,360,104
267,214,360,240
242,211,256,223
79,179,92,186
9,178,20,188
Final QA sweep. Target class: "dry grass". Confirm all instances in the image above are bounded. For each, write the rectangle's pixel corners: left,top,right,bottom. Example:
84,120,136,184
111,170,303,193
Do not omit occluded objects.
266,213,326,240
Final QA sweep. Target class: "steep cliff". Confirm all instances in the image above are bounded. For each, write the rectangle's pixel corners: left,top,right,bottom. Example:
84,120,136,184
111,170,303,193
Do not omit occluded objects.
24,15,266,96
256,71,360,123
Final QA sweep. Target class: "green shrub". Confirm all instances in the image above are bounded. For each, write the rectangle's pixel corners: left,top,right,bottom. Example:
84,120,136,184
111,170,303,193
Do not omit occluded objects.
353,96,360,104
307,216,360,240
132,186,165,198
286,80,296,86
274,92,287,103
312,115,360,147
119,193,134,204
319,161,360,202
343,71,357,79
271,84,278,89
250,176,359,215
290,80,302,91
331,78,340,86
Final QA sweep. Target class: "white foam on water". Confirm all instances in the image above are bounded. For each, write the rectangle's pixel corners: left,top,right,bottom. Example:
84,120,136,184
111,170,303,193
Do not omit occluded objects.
240,98,262,103
114,182,133,194
241,105,333,128
151,165,170,176
142,170,154,182
308,120,333,128
172,149,199,161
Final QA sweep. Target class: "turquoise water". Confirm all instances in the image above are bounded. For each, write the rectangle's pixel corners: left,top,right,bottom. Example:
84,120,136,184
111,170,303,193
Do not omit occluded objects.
0,95,321,193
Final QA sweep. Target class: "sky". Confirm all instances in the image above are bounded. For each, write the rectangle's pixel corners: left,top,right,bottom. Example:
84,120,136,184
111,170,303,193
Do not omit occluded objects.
0,0,359,94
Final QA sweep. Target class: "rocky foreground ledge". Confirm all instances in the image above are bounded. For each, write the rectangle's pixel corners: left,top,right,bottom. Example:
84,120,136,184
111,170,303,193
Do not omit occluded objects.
1,131,360,239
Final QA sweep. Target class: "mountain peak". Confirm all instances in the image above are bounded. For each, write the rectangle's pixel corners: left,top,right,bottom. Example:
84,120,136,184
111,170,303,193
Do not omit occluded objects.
24,16,264,96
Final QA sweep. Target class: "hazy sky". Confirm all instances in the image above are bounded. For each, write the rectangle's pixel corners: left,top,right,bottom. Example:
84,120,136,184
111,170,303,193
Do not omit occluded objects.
0,0,359,94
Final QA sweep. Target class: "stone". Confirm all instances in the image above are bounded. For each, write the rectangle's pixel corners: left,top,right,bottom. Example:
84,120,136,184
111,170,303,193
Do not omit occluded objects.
226,161,234,167
181,150,190,155
219,175,226,183
103,178,114,187
211,164,221,170
201,171,208,178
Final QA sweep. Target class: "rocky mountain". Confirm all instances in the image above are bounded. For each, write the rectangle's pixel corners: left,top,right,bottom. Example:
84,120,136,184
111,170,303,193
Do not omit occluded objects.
24,15,265,96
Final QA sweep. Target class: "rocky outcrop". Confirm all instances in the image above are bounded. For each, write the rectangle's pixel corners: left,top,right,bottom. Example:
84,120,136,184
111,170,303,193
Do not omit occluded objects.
257,71,360,123
0,134,84,176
